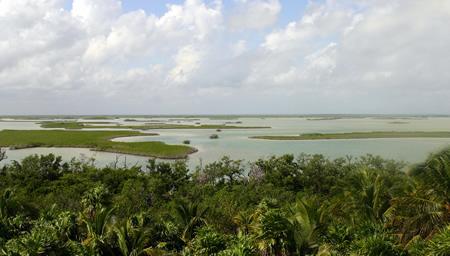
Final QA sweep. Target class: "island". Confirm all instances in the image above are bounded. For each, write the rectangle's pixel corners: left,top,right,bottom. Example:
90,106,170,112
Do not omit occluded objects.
39,121,270,130
250,131,450,140
0,130,197,159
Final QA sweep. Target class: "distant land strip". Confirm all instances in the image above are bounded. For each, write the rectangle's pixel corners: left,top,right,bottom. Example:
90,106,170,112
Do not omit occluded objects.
39,121,270,130
250,131,450,140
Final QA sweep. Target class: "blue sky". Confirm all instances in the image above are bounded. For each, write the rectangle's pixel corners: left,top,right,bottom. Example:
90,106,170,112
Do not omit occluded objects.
127,0,311,56
64,0,309,27
61,0,309,53
122,0,308,22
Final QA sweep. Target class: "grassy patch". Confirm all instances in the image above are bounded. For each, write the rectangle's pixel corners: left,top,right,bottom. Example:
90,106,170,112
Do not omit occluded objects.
250,131,450,140
306,117,342,121
0,130,197,159
83,116,117,120
208,116,240,120
40,121,270,130
40,121,119,129
388,121,410,124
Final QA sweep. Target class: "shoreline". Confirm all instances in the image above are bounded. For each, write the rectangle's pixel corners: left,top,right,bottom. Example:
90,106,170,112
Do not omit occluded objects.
250,131,450,141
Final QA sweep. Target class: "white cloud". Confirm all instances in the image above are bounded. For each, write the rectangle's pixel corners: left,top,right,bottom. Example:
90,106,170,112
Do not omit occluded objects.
229,0,281,30
262,1,353,52
168,45,204,84
231,40,247,57
0,0,450,114
157,0,222,41
242,0,450,113
71,0,122,34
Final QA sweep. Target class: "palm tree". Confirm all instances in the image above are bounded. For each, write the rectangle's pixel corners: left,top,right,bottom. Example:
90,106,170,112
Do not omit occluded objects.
424,224,450,256
386,190,445,243
114,214,151,256
256,209,291,255
174,201,208,243
325,168,391,226
0,189,15,220
409,148,450,199
386,149,450,243
287,198,321,255
251,200,292,255
233,211,256,235
81,207,114,255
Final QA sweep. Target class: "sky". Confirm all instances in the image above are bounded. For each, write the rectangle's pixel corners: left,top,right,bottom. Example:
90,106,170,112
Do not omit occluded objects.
0,0,449,115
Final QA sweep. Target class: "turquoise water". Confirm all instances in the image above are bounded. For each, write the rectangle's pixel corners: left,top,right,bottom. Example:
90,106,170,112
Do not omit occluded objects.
1,117,450,168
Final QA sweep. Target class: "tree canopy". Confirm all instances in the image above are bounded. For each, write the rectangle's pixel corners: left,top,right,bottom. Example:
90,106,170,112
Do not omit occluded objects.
1,149,450,255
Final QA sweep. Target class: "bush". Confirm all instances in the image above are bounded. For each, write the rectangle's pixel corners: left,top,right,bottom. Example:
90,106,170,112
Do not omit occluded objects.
353,233,403,256
188,226,228,256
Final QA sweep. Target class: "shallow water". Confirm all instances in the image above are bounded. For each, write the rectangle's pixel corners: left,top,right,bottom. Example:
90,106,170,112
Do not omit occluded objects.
1,147,152,168
1,116,450,168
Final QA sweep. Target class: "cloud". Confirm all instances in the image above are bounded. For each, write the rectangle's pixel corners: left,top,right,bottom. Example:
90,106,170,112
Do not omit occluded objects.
0,0,449,114
262,1,353,52
242,0,450,113
0,0,222,94
168,45,204,84
229,0,281,30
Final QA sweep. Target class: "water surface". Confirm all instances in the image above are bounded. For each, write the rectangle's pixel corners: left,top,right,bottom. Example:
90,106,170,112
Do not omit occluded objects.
2,116,450,168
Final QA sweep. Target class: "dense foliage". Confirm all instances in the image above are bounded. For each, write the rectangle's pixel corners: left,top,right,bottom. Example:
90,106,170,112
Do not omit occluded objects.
1,147,450,255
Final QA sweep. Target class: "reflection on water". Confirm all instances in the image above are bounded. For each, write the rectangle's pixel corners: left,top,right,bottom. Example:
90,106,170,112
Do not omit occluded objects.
1,147,152,168
1,116,450,168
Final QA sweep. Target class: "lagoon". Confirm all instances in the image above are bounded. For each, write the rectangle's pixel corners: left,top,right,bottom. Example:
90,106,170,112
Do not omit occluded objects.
1,116,450,168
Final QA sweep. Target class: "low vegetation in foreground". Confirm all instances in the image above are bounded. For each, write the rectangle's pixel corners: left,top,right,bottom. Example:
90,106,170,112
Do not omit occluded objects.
40,121,270,130
0,130,196,159
1,147,450,255
251,131,450,140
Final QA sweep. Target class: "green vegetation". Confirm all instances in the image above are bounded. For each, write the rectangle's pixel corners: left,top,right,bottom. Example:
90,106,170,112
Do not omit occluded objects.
208,116,240,120
388,121,410,124
1,148,450,255
40,121,119,129
40,121,270,130
251,131,450,140
83,116,117,120
0,116,77,120
306,117,342,121
0,130,196,159
169,118,201,122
